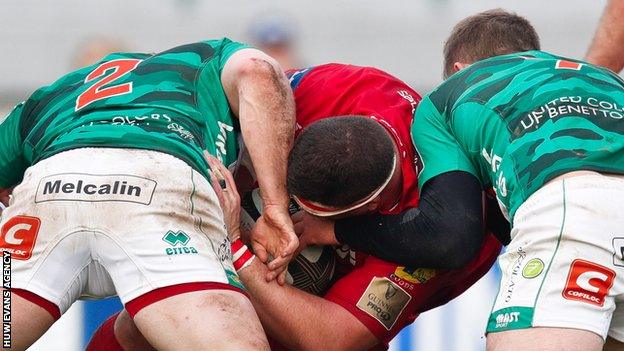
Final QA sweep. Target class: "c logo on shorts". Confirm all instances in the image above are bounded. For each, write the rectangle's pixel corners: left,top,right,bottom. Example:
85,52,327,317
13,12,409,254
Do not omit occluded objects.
0,215,41,260
562,259,615,307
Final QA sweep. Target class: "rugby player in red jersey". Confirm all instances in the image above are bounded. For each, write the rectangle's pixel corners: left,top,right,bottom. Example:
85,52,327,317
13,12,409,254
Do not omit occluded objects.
87,63,504,350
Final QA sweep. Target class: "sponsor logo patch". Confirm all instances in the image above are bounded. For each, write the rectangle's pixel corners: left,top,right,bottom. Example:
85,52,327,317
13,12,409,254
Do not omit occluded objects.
393,266,436,284
555,60,583,70
563,259,615,307
162,230,199,256
522,258,544,279
35,173,156,205
0,216,40,260
487,306,534,332
356,277,411,330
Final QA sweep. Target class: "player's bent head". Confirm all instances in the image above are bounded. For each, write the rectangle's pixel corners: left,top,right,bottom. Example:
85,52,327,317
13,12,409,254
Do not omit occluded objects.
287,116,394,208
443,8,540,78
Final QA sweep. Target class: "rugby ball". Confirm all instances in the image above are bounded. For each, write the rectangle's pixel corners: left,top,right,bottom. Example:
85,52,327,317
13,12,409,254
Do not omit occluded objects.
240,188,336,296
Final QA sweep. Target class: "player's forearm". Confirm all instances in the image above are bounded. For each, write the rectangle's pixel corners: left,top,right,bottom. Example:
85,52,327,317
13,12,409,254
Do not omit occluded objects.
239,261,377,351
586,0,624,72
237,60,295,208
335,171,485,269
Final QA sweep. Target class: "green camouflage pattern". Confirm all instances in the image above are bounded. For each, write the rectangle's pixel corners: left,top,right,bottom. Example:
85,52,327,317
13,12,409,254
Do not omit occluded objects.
0,38,248,188
412,50,624,220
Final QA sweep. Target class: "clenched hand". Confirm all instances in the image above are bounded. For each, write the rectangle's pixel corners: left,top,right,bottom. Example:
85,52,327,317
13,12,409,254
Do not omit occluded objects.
253,203,298,284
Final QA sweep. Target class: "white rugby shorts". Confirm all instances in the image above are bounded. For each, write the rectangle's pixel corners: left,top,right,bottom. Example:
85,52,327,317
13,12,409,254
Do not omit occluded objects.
487,173,624,341
0,148,243,316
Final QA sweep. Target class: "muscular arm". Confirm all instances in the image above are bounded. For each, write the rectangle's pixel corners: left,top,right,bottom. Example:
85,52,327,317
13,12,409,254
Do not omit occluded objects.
221,48,297,275
238,260,378,351
221,48,295,209
335,171,485,269
586,0,624,72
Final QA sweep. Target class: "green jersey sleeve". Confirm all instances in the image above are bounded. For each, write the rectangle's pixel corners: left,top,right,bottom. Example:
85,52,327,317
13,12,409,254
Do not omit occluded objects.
0,102,28,188
214,38,252,70
193,38,252,166
412,96,478,189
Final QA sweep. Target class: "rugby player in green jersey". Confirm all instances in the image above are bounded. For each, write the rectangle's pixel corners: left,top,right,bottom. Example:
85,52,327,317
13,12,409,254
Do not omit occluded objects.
294,9,624,351
0,38,297,350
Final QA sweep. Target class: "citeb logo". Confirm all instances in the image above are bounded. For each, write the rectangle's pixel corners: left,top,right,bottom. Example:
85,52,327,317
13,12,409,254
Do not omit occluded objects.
563,259,615,307
0,215,41,260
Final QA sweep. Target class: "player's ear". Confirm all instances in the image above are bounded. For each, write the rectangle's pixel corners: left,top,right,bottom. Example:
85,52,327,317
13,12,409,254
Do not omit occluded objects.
453,62,470,73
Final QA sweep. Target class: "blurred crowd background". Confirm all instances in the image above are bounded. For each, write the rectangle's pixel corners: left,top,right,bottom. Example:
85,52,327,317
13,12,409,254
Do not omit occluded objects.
0,1,608,350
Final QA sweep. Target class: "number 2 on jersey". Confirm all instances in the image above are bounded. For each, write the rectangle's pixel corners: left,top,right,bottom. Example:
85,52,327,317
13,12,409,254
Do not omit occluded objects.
75,59,142,111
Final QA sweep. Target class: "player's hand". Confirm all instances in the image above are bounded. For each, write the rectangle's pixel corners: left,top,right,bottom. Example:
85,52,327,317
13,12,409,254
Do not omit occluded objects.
205,152,242,241
251,203,298,284
291,210,339,253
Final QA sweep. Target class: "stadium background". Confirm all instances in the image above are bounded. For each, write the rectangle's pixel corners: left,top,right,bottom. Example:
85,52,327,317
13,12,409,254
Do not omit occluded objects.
0,1,607,350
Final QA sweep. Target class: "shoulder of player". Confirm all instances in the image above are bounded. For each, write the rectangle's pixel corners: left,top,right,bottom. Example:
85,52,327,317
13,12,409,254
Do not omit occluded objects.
426,51,544,114
143,38,252,71
288,63,351,87
153,39,229,63
302,64,418,102
0,101,24,126
294,63,410,86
